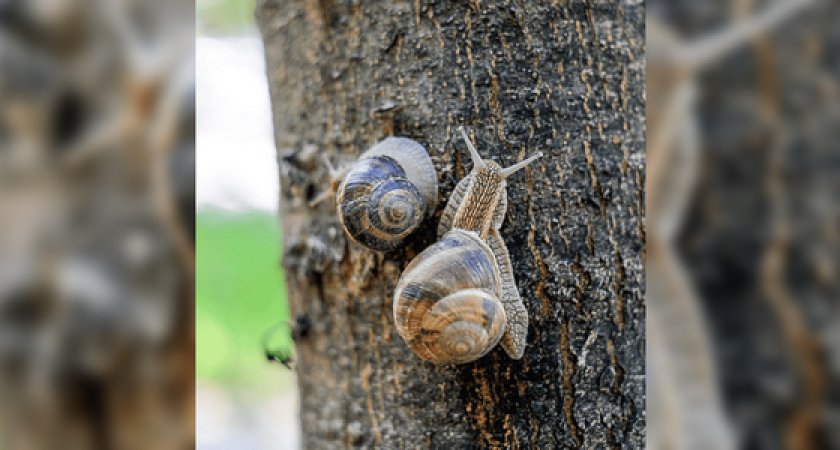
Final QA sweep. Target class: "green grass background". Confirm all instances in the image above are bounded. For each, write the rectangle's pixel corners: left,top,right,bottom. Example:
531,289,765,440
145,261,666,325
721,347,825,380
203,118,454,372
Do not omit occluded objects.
196,208,293,394
197,0,257,35
195,0,293,395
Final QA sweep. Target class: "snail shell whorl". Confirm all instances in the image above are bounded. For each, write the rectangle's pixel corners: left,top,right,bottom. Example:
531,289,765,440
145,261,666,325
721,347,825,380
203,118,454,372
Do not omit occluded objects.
394,229,506,364
337,137,437,252
338,156,425,251
361,137,437,218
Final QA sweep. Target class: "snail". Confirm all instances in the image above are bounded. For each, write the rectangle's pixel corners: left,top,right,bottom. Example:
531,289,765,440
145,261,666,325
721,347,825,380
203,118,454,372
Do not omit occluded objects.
393,127,542,364
310,137,438,252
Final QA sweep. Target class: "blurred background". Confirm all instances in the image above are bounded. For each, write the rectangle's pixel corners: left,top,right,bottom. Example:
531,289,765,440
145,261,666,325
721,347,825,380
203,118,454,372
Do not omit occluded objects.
196,0,298,449
0,0,296,447
0,0,195,449
647,0,839,449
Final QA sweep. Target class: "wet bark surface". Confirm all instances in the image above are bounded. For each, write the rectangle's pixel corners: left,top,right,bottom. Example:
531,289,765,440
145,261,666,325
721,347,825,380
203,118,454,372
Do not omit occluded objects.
257,0,645,448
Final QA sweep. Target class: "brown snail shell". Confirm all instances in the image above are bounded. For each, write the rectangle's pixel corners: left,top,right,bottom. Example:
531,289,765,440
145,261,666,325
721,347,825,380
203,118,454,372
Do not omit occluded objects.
336,137,437,252
393,229,506,364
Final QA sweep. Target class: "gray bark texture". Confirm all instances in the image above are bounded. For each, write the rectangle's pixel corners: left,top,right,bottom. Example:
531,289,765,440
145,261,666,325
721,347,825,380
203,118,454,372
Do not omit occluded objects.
256,0,645,448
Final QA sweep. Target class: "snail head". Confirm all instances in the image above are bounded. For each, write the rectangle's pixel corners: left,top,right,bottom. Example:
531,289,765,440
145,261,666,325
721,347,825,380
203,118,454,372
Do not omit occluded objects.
457,126,542,178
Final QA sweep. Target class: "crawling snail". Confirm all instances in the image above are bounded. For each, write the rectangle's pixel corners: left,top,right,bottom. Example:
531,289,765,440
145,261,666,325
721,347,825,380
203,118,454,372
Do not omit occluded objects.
393,127,542,364
311,137,437,252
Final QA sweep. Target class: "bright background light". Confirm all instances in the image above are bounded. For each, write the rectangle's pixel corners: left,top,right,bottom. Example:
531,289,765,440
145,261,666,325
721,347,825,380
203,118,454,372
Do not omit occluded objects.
196,37,278,213
196,1,297,448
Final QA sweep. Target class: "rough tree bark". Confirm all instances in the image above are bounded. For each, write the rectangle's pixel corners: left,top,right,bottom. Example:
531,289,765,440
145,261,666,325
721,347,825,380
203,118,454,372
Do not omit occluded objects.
257,0,645,448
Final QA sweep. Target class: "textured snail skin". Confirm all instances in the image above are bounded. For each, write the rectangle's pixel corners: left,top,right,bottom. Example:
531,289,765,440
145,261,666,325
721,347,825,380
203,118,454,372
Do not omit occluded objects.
336,137,437,252
394,229,506,365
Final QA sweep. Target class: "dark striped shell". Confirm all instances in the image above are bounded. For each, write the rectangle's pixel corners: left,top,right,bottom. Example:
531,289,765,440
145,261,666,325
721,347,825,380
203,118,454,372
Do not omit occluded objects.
337,138,437,252
393,229,506,364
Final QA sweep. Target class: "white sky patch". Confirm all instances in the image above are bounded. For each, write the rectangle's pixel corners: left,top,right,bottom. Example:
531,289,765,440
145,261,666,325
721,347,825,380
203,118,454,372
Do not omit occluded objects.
196,37,278,212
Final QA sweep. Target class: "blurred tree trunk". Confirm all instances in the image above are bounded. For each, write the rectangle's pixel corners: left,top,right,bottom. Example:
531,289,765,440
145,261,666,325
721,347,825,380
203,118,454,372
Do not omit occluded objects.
257,0,645,448
654,1,840,448
0,3,195,450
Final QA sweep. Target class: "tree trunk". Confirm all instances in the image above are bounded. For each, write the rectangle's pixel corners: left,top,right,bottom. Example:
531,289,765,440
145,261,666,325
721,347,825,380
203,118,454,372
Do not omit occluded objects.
257,0,645,448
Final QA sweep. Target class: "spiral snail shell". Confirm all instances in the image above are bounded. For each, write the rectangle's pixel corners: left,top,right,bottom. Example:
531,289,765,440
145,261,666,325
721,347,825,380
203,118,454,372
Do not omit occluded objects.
393,229,507,364
394,127,541,364
313,137,437,252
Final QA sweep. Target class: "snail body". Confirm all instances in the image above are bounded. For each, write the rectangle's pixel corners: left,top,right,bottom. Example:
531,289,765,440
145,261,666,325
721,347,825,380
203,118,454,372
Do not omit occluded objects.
394,127,541,364
314,137,437,252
